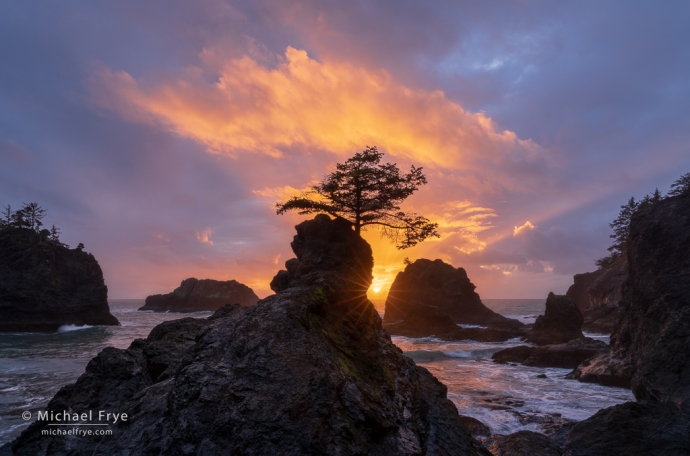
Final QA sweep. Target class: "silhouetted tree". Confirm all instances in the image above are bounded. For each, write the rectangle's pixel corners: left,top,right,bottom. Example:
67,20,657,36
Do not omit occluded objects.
668,172,690,197
0,205,10,229
276,146,439,249
607,196,638,258
21,202,47,231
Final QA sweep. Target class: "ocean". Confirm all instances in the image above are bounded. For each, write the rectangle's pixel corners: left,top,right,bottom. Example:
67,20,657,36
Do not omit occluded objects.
0,298,634,445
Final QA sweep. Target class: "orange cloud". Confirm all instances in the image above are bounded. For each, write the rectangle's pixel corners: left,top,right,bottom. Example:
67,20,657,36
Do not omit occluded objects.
89,46,550,187
513,220,535,236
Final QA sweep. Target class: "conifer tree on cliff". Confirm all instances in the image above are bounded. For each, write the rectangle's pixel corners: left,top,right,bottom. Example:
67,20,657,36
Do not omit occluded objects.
276,146,439,249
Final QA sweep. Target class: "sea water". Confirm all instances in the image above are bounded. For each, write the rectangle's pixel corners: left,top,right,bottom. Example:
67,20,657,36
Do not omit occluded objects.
0,299,633,445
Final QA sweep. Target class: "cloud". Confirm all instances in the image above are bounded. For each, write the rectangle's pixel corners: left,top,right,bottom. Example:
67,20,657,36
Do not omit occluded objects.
89,46,553,193
513,220,535,236
193,228,214,245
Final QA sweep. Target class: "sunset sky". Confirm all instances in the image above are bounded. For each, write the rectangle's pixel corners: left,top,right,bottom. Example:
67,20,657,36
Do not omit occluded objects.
2,1,689,305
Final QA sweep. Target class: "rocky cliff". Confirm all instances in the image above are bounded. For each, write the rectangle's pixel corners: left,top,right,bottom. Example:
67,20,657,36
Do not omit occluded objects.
0,227,118,332
572,191,690,405
11,215,490,455
383,259,524,340
566,256,627,333
562,192,690,454
140,278,259,312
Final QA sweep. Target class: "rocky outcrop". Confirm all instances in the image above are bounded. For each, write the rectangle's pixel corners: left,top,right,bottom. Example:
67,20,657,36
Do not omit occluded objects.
581,305,618,334
0,227,118,332
566,256,627,312
566,256,627,334
571,192,690,406
383,259,524,340
492,338,607,369
484,431,563,456
12,215,490,455
525,293,583,346
140,278,259,312
564,401,690,455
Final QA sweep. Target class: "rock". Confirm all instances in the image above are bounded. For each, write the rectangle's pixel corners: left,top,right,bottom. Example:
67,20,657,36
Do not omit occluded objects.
566,256,627,312
581,304,618,333
11,215,491,455
564,401,690,455
484,430,563,456
139,278,259,312
0,227,118,332
459,415,491,439
493,338,607,369
383,258,524,339
525,293,583,346
572,192,690,405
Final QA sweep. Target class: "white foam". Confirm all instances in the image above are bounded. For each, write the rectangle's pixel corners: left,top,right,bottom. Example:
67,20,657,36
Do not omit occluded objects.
56,324,93,333
457,324,488,329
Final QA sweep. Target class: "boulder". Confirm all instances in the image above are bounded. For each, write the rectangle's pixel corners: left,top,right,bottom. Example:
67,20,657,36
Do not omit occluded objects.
11,215,491,455
571,192,690,405
484,430,563,456
564,401,690,455
139,278,259,312
383,258,524,339
0,227,118,332
492,338,607,369
525,293,583,346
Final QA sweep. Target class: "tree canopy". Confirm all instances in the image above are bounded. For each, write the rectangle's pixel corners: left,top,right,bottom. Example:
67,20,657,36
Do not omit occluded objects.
276,147,439,249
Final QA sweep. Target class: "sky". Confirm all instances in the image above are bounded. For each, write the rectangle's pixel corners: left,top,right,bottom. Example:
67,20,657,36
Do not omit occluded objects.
1,1,689,305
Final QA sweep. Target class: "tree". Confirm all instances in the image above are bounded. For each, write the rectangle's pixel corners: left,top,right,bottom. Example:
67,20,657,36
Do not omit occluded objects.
20,202,47,231
668,172,690,197
276,146,439,249
607,196,638,258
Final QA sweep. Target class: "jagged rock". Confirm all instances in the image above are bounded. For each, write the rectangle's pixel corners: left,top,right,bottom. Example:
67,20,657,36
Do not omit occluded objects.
564,401,690,455
382,259,524,340
566,256,627,312
581,305,618,333
140,278,259,312
492,338,607,369
525,293,583,346
484,430,563,456
12,216,490,455
571,192,690,405
0,227,118,332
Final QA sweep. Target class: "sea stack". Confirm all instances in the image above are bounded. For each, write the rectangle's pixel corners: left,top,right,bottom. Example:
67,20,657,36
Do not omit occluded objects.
11,215,490,455
524,293,584,346
139,278,259,312
0,226,118,332
383,258,524,340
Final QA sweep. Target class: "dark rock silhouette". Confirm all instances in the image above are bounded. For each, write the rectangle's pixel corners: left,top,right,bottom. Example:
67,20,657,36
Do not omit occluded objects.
140,278,258,312
571,191,690,405
0,227,118,332
525,293,583,346
566,256,627,333
484,430,563,456
564,401,690,455
492,338,607,369
383,259,525,341
11,215,490,455
564,192,690,454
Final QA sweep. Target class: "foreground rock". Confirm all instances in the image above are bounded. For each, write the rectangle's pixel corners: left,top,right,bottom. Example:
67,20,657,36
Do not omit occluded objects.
383,259,525,340
525,293,583,346
492,337,607,369
0,227,118,332
140,278,259,312
571,191,690,405
12,215,490,455
484,431,563,456
564,401,690,455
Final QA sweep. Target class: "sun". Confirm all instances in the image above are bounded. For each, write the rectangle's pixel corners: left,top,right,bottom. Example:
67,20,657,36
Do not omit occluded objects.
372,286,382,293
